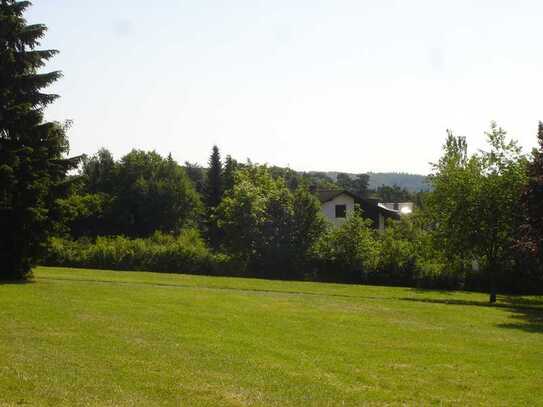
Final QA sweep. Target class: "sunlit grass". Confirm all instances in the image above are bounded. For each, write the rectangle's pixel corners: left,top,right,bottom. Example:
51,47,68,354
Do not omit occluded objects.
1,266,541,405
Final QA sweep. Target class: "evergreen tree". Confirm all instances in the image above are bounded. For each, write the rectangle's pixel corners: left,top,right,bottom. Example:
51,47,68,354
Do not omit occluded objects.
0,1,77,279
205,145,223,208
204,145,223,247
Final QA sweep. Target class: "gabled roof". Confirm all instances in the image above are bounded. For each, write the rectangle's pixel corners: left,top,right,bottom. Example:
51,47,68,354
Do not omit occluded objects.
315,189,358,203
313,189,401,220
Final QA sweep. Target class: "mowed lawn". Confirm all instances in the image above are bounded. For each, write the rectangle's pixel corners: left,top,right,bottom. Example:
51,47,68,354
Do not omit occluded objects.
1,267,542,406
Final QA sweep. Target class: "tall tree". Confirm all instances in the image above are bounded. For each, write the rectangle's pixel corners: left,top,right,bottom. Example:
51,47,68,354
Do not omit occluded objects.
216,165,325,278
113,150,201,237
425,124,527,302
82,148,116,195
0,1,77,279
204,145,223,247
204,145,223,208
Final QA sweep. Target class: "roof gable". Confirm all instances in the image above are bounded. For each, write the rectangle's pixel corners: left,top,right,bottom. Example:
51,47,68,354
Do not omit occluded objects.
315,189,358,203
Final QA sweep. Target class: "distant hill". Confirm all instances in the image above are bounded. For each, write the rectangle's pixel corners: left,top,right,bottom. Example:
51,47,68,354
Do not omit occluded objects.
366,172,430,192
322,171,430,192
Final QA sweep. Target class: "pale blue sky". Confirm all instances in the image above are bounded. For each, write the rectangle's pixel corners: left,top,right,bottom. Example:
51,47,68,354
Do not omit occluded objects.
29,1,543,174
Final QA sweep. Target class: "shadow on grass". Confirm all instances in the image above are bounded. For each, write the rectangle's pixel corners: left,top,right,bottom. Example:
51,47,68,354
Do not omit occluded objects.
408,287,454,296
0,279,34,285
400,296,543,334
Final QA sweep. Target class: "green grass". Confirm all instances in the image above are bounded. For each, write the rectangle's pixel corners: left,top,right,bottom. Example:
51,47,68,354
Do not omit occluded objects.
1,267,542,406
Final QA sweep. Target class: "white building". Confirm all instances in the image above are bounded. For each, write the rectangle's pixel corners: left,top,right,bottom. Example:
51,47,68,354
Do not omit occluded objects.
317,190,356,227
315,190,410,230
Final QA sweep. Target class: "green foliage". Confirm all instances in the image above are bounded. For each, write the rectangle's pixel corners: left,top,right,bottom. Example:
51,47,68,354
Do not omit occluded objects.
59,149,202,238
0,1,77,279
204,145,223,209
184,161,205,194
217,165,326,278
204,145,224,247
336,173,369,197
222,154,240,193
311,210,380,282
54,192,113,238
425,123,529,301
82,148,116,194
44,230,229,276
303,171,338,190
375,184,413,202
375,216,457,288
115,151,201,236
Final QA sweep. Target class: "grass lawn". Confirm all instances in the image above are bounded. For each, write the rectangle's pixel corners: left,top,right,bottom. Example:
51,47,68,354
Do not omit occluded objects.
1,267,542,406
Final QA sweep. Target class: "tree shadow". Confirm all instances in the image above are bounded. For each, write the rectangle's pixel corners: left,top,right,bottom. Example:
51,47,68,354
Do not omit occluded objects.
502,295,543,307
0,279,34,285
400,296,543,334
408,287,454,296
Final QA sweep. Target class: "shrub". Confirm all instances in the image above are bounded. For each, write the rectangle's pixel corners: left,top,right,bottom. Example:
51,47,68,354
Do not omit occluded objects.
44,229,236,276
310,212,380,283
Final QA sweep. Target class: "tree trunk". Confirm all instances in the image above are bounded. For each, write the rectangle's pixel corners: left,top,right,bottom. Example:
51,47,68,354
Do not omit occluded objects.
488,264,497,304
489,282,497,303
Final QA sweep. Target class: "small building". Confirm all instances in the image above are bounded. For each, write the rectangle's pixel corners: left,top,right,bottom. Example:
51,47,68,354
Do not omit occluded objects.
314,189,407,231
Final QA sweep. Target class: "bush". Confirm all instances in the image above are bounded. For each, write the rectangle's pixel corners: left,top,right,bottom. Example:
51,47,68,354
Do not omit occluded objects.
310,212,380,283
44,229,236,276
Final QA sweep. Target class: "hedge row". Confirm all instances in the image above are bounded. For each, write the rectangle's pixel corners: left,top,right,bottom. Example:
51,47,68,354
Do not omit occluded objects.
44,230,234,276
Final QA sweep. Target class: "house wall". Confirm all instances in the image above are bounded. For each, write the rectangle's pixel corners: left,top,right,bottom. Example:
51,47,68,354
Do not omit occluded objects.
321,194,355,226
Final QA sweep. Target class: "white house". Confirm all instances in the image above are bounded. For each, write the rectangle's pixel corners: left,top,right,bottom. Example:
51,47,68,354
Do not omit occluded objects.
315,190,409,230
317,190,356,227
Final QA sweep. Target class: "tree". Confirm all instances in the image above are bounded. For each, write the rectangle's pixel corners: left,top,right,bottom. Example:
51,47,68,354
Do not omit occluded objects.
113,150,201,237
311,209,380,283
222,155,238,192
216,165,326,278
55,149,202,238
336,173,369,197
204,145,223,247
204,145,223,208
425,123,527,302
375,185,413,202
519,122,543,259
0,1,77,279
184,161,205,195
82,148,116,195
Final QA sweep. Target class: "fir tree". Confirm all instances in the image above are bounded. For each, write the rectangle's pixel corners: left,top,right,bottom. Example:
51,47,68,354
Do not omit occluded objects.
0,1,77,279
205,145,223,209
204,145,223,247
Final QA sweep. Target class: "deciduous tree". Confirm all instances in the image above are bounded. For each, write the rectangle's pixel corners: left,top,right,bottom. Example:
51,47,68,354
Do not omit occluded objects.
425,123,527,302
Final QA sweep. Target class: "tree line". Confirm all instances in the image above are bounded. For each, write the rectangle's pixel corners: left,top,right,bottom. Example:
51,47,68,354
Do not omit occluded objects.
2,1,543,302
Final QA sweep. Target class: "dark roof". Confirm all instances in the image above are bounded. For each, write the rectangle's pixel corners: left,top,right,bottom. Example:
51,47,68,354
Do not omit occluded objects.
315,189,359,203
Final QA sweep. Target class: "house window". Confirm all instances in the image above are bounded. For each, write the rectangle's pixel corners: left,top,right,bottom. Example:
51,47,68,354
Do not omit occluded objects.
335,204,346,218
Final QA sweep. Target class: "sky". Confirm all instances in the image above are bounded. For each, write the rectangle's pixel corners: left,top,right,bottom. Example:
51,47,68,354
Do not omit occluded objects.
28,0,543,174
